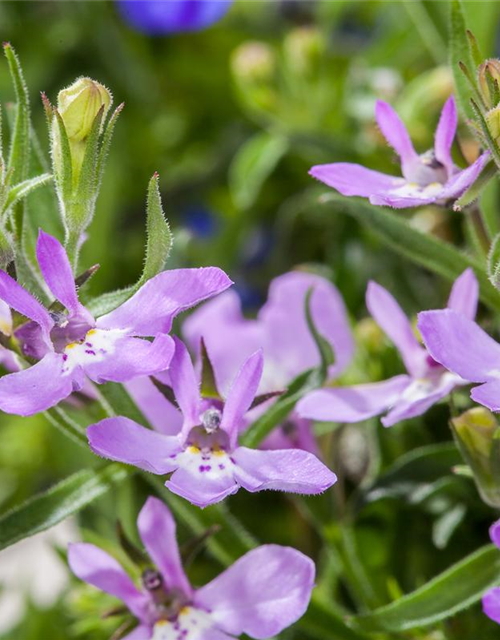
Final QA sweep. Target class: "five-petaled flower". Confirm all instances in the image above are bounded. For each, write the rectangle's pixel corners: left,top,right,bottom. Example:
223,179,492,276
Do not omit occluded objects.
88,338,336,508
418,296,500,413
310,96,490,208
0,230,231,416
297,269,478,427
69,496,315,640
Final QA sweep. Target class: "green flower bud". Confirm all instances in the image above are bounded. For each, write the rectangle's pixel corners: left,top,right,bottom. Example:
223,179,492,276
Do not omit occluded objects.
451,407,500,508
283,27,326,76
486,104,500,143
57,77,112,143
478,59,500,109
231,42,276,84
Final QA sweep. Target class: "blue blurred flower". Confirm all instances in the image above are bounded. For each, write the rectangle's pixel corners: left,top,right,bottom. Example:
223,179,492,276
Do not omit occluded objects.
117,0,233,35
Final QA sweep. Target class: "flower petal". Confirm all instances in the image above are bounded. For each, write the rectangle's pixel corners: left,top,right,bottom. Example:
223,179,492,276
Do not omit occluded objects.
68,543,148,620
366,281,426,377
0,270,53,338
259,271,355,379
122,626,151,640
440,152,490,201
297,375,412,423
88,417,181,474
195,545,315,639
83,334,175,384
125,376,183,435
0,353,75,416
169,337,201,435
483,587,500,625
233,447,336,494
0,299,12,335
137,497,192,596
470,380,500,412
96,268,232,336
166,467,239,508
375,100,418,166
369,191,442,209
434,96,457,172
36,230,92,323
382,373,460,427
447,268,478,319
418,309,500,383
309,162,402,197
220,350,263,447
490,519,500,549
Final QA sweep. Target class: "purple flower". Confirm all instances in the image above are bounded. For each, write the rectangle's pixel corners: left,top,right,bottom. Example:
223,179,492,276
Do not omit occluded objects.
182,271,354,452
297,269,478,427
310,96,490,209
0,300,18,373
117,0,232,35
0,230,231,416
483,520,500,625
418,295,500,413
69,496,315,640
88,338,336,508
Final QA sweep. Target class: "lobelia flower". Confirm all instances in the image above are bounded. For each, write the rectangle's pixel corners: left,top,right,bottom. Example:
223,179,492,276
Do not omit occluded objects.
117,0,233,35
418,296,500,413
482,520,500,625
0,230,231,416
182,271,355,452
297,269,478,428
88,338,336,508
69,496,315,640
310,96,490,208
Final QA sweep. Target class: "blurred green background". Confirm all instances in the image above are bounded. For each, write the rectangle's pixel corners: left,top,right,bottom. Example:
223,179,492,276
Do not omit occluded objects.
2,2,500,638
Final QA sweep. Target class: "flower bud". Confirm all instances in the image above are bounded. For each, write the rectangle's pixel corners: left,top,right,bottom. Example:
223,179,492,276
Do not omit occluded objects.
486,105,500,144
283,27,325,76
451,407,500,508
57,77,112,143
478,59,500,109
231,42,275,84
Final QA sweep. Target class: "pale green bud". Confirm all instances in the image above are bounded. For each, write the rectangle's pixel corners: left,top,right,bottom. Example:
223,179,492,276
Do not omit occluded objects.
486,105,500,143
231,42,276,84
283,27,325,76
57,77,112,143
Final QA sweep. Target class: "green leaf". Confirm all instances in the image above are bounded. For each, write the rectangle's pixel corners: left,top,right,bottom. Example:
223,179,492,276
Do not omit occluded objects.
85,285,136,318
305,287,334,377
320,193,500,313
0,222,15,268
0,465,131,552
229,131,288,210
139,172,172,285
449,0,476,120
95,102,124,192
4,43,30,183
52,111,73,205
454,161,496,211
353,544,500,632
2,172,53,217
98,381,149,426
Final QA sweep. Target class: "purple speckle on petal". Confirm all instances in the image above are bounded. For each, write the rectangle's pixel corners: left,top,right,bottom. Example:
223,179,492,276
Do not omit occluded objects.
85,349,96,356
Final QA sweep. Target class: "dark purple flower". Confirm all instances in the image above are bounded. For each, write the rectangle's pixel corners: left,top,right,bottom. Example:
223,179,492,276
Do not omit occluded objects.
310,96,490,208
69,496,315,640
0,230,232,416
418,293,500,413
297,269,478,427
88,338,336,508
183,270,355,452
483,520,500,624
117,0,232,35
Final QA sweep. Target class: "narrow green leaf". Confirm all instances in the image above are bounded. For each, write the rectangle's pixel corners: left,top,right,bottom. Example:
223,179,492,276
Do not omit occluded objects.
139,172,172,285
401,0,446,65
487,232,500,289
85,285,136,317
298,597,370,640
4,43,30,183
98,381,149,426
0,465,131,552
353,544,500,632
52,111,73,204
0,222,15,268
470,98,500,170
319,193,500,313
449,0,476,120
2,172,52,216
466,29,484,67
229,131,288,210
95,102,124,191
454,160,495,211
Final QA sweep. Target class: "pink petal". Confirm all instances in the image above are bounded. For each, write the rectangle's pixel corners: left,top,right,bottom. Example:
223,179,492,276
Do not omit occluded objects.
447,268,478,319
137,497,192,596
88,417,181,474
310,162,402,197
483,587,500,625
169,337,202,436
0,352,75,416
166,467,239,509
68,543,148,621
367,282,427,377
440,152,490,201
490,519,500,549
233,446,336,494
96,268,232,337
418,310,500,383
434,96,457,172
0,270,53,339
195,545,315,639
375,100,418,166
125,376,182,436
471,380,500,412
